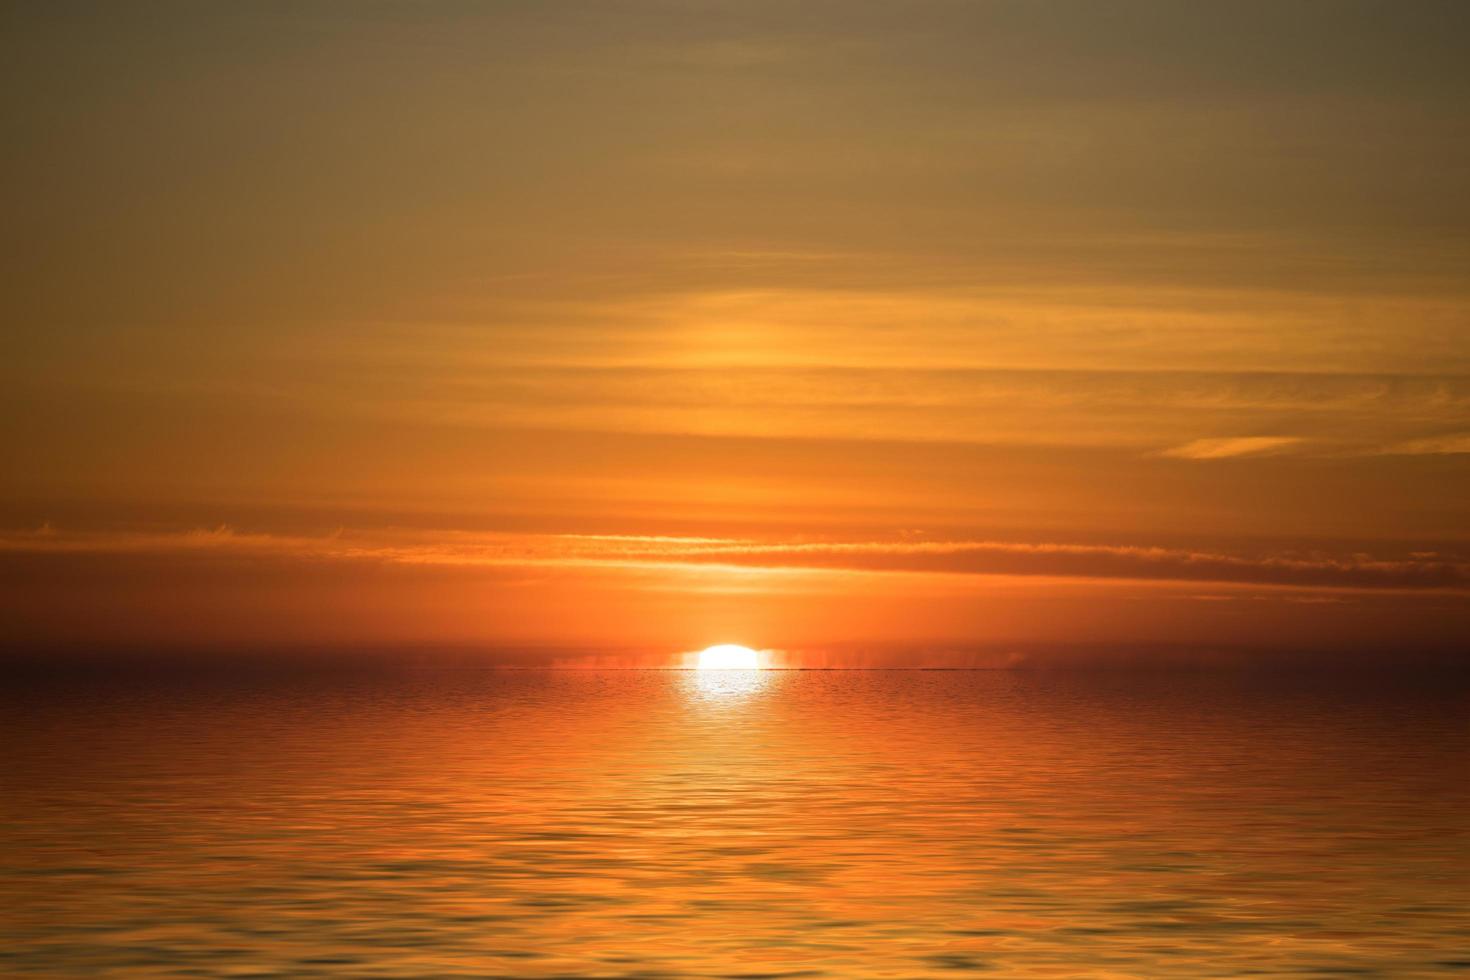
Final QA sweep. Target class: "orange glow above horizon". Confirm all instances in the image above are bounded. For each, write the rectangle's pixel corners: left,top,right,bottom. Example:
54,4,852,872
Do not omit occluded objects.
1,3,1467,663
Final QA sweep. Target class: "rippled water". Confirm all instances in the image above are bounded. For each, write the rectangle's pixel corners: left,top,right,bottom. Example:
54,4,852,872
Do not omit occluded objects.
3,669,1468,977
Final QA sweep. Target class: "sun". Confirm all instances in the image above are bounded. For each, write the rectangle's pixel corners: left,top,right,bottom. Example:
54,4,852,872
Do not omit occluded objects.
695,644,762,670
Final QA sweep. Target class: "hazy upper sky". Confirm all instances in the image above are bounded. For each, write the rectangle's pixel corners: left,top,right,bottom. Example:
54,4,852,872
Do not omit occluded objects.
4,1,1468,662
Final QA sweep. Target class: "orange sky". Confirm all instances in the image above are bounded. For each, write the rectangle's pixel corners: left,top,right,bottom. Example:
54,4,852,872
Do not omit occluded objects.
3,2,1468,664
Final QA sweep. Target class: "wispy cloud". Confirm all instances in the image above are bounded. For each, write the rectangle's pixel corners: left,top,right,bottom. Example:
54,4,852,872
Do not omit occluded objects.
1382,433,1470,455
3,527,1465,594
624,538,1470,592
1159,436,1304,460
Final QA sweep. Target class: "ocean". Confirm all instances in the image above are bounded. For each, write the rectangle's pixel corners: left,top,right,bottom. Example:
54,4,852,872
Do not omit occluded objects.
3,668,1467,977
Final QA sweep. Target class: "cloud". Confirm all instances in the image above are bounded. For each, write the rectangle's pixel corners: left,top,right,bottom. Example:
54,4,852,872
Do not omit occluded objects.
1159,436,1303,460
635,538,1470,592
1382,433,1470,455
2,527,1466,594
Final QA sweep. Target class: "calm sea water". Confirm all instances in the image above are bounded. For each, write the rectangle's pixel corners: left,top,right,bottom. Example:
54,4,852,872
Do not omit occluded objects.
3,669,1467,978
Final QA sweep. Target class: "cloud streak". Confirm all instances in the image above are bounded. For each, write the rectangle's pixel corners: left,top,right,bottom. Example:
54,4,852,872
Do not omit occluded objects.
1160,436,1304,460
1383,433,1470,456
3,526,1466,594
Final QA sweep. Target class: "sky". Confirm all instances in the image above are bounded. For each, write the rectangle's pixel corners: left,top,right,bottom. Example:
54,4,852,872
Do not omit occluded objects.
3,1,1469,664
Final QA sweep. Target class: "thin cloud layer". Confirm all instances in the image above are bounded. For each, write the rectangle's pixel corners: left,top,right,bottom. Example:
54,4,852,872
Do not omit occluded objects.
1384,433,1470,456
3,527,1465,594
1160,437,1304,460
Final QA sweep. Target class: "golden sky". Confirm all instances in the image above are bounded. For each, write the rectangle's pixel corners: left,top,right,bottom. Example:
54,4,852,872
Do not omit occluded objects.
3,2,1468,663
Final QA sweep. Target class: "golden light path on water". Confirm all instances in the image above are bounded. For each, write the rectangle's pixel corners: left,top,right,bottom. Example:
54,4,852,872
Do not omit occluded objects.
687,666,770,702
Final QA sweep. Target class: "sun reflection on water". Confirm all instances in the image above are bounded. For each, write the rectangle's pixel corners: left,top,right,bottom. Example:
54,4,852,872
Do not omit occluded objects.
684,667,771,703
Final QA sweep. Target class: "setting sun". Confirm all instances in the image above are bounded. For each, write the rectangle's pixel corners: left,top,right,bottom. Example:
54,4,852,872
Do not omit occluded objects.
695,644,762,670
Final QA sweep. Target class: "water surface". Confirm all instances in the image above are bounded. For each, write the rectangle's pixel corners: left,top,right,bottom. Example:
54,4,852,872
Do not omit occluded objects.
3,669,1467,977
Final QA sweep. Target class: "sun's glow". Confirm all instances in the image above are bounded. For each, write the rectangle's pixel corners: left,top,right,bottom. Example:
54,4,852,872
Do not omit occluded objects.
695,644,762,670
